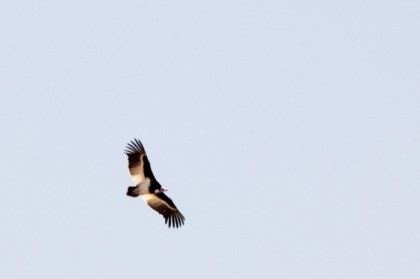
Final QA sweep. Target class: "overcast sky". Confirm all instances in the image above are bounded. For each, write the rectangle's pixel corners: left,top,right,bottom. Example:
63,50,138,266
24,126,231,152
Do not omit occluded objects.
1,1,419,278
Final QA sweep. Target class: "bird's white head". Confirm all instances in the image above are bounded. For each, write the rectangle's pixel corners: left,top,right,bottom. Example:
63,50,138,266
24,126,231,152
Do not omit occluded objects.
154,187,168,194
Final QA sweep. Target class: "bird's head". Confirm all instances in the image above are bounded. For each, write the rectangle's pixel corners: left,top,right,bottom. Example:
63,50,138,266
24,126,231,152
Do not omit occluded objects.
154,187,168,194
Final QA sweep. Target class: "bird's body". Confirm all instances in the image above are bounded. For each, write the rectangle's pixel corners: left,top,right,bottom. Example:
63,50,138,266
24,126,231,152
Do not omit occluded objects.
126,179,150,196
125,139,185,228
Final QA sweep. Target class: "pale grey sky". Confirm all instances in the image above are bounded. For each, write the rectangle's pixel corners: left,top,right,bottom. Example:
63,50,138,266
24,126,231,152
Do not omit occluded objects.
1,1,419,278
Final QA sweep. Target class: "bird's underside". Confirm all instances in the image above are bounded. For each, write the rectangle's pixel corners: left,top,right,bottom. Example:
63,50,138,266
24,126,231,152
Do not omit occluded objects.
125,138,185,228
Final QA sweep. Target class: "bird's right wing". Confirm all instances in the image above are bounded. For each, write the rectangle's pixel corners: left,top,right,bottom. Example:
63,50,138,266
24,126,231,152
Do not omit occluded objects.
125,139,155,184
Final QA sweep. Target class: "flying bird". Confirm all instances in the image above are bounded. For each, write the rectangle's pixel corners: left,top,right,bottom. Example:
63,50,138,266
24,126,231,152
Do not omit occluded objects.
125,138,185,228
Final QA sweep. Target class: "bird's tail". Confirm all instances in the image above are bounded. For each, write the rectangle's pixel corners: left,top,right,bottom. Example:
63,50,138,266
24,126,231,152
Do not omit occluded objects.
127,186,140,197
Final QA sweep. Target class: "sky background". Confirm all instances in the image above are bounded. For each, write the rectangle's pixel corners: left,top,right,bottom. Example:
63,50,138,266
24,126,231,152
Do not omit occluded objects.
1,1,419,278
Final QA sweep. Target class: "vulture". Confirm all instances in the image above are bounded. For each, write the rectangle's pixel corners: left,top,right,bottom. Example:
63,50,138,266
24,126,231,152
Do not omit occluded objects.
125,138,185,228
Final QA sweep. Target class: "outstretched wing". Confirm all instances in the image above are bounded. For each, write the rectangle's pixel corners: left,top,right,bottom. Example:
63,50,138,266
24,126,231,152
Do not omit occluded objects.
142,193,185,228
125,139,156,184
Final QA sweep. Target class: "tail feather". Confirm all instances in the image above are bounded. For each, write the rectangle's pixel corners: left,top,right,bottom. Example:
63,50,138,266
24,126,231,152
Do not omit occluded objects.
127,186,140,197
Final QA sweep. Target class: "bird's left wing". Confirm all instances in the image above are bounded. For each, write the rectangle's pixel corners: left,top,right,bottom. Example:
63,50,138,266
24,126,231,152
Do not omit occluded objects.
142,192,185,228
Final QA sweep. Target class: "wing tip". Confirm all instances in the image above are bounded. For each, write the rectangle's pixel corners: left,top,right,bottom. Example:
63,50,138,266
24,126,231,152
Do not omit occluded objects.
125,138,146,155
165,212,185,229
